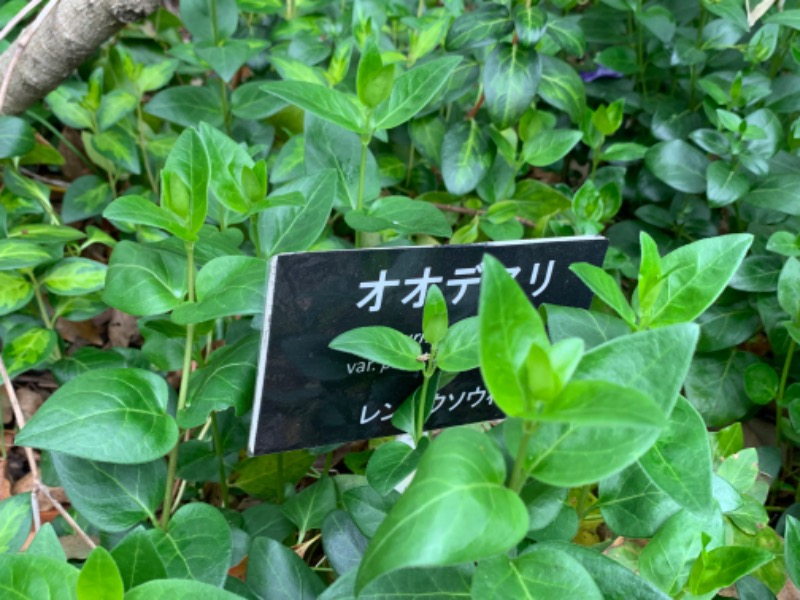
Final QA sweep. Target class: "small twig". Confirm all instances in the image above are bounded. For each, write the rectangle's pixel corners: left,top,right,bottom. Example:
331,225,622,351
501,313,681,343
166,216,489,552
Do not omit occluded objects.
0,355,95,549
0,0,44,44
466,93,484,120
0,0,60,113
433,203,536,229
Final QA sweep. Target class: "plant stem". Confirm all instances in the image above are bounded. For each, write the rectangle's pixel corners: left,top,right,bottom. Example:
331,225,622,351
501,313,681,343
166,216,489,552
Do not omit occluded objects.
355,135,369,248
218,78,231,135
414,369,432,445
161,242,196,529
777,338,797,446
508,420,538,493
27,272,62,359
211,411,228,508
136,104,158,194
405,143,415,188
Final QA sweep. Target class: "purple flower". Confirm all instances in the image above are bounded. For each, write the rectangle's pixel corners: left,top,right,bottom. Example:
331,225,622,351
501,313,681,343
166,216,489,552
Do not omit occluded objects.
580,66,624,83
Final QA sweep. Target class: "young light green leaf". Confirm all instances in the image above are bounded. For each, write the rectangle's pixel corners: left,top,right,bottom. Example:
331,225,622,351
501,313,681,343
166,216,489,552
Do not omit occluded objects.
357,39,394,109
0,493,32,553
104,195,189,239
98,90,138,131
16,368,177,464
569,262,636,327
77,546,125,600
522,129,582,167
366,196,452,237
0,271,33,316
2,327,57,378
688,545,773,596
330,326,424,372
162,128,210,237
423,284,448,345
261,81,365,133
356,428,528,593
373,56,462,130
0,555,78,598
437,316,479,372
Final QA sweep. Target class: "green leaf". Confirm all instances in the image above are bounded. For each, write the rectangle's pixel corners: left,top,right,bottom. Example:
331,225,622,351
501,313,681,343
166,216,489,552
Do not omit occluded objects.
330,326,424,372
744,175,800,215
103,241,188,316
257,170,337,257
2,327,56,378
246,537,326,600
744,362,779,405
145,86,224,129
538,56,585,123
645,140,709,194
318,565,472,599
9,224,84,244
600,142,648,162
472,548,602,599
16,368,177,464
233,450,315,501
779,257,800,319
282,476,337,538
163,128,209,237
78,546,124,600
98,90,138,131
767,231,800,257
355,428,528,593
437,316,479,372
0,239,58,270
482,43,540,130
522,129,582,167
136,59,179,94
41,258,106,296
111,527,168,591
685,350,756,427
242,503,295,542
172,256,267,324
445,3,513,51
648,234,754,327
179,333,260,428
569,262,636,327
0,493,32,553
729,255,782,293
373,56,461,131
706,161,750,207
423,285,448,345
90,126,140,175
0,115,35,158
51,452,165,532
322,510,369,576
149,503,232,587
366,441,424,496
638,509,725,595
545,306,629,350
125,579,241,599
478,254,548,417
0,271,33,316
27,523,66,561
231,81,287,119
180,0,237,42
62,175,113,223
0,555,78,598
261,81,364,134
362,196,451,237
688,545,773,596
786,515,800,587
441,120,493,197
104,195,188,239
638,397,714,516
513,5,547,47
357,39,394,109
196,39,265,82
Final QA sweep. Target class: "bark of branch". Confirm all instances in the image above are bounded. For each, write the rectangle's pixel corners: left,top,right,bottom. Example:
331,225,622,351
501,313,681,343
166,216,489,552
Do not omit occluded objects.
0,0,161,115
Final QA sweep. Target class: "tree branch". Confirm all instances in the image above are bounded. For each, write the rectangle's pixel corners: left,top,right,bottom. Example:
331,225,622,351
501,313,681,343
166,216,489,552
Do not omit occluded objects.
0,0,161,115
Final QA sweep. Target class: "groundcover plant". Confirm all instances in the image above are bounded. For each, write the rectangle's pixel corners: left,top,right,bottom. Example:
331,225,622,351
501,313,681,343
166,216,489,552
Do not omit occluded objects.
1,0,800,597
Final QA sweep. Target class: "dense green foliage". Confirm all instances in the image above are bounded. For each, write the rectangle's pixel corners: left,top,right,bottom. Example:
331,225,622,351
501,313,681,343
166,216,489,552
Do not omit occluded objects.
1,0,800,596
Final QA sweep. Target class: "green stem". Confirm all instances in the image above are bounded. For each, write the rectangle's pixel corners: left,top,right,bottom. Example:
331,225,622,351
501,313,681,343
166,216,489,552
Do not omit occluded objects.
28,272,62,360
415,371,432,446
161,242,196,529
136,104,158,194
218,78,231,135
508,420,538,493
250,215,262,258
405,143,415,188
355,135,370,248
210,0,219,41
26,112,98,174
211,412,229,508
777,338,797,446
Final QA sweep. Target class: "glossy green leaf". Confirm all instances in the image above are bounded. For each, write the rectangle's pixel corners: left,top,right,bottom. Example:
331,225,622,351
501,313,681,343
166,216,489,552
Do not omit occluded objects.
478,254,548,416
638,397,714,516
179,333,259,428
103,241,188,316
104,195,188,239
172,256,266,324
125,580,241,600
445,4,513,51
441,120,492,196
483,43,540,130
111,527,168,591
370,196,451,237
196,39,265,82
745,362,779,405
342,485,398,539
778,257,800,319
0,271,33,316
0,555,78,599
78,546,124,600
786,515,800,587
16,368,177,464
366,441,423,496
149,503,232,587
145,86,224,129
522,129,582,167
422,285,447,344
707,161,749,207
356,428,527,592
437,316,479,372
162,128,209,237
356,39,394,109
0,115,35,158
685,350,756,427
0,493,32,553
513,5,548,47
322,510,369,576
330,326,424,372
231,81,287,119
261,81,364,133
688,545,773,595
472,547,602,599
743,174,800,215
0,239,58,271
544,306,629,350
51,452,165,532
729,255,782,293
569,263,635,326
42,258,106,296
649,234,753,327
62,175,113,223
282,476,337,539
233,450,315,501
2,327,56,378
538,56,585,123
645,140,709,194
242,503,295,542
247,537,326,600
27,523,65,561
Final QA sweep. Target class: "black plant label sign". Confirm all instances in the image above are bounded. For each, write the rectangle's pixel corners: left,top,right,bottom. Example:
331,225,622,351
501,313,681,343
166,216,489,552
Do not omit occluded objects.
248,236,608,455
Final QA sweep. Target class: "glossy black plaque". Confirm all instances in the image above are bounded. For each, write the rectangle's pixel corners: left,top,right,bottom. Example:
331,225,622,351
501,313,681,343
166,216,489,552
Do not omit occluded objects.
248,236,608,455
